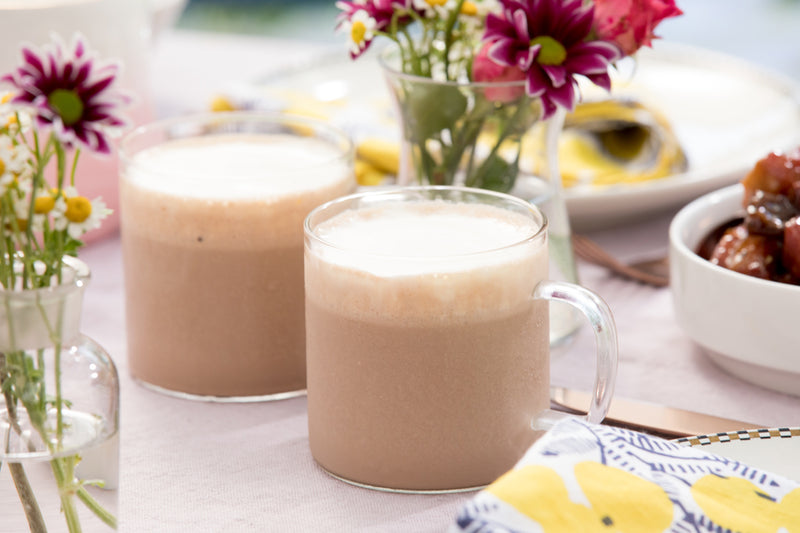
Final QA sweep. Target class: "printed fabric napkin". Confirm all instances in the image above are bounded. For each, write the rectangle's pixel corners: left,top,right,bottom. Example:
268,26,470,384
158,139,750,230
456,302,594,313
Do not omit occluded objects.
451,418,800,533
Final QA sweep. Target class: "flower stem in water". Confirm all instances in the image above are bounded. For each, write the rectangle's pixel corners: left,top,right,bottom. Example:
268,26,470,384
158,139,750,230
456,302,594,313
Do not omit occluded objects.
3,383,48,533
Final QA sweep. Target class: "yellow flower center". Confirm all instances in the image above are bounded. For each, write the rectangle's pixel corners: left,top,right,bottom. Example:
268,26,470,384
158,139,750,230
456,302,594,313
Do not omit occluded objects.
460,1,478,15
65,196,92,223
0,158,5,176
15,218,27,232
0,93,11,104
351,20,367,45
426,0,448,5
34,195,55,214
530,35,567,66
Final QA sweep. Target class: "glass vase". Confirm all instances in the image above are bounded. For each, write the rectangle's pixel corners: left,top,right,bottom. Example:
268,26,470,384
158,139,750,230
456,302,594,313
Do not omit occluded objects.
0,257,119,532
380,51,582,349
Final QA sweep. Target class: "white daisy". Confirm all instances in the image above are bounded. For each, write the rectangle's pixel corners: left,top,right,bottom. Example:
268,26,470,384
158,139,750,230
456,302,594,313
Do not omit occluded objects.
0,93,32,136
52,185,77,231
0,134,31,194
4,179,32,237
54,189,112,239
22,186,59,232
413,0,489,18
415,0,457,18
471,0,500,17
342,9,378,56
0,93,14,128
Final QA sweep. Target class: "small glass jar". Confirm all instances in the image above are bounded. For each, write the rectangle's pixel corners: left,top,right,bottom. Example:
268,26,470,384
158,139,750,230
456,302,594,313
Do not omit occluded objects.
0,256,119,532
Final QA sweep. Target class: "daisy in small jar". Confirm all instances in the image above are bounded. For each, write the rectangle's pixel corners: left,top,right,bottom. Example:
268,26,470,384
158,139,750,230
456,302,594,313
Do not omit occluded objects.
0,32,130,533
53,186,112,239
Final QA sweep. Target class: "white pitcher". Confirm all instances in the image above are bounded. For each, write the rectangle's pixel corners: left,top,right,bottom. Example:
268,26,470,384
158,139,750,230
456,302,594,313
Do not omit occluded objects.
0,0,155,242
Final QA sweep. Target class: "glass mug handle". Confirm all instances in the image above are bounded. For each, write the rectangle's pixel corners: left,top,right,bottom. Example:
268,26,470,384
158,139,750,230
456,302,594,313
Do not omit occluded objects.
533,280,618,429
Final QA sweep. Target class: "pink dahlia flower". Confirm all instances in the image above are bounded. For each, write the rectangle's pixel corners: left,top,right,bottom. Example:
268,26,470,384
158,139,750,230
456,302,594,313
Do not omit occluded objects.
1,34,130,155
483,0,621,119
593,0,683,56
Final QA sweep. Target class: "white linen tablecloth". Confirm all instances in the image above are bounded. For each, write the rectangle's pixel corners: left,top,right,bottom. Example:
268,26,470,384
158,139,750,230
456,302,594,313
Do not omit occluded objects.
75,20,800,532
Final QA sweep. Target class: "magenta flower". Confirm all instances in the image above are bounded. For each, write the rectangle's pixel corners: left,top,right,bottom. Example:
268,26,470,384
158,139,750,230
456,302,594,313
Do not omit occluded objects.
483,0,621,119
1,34,130,155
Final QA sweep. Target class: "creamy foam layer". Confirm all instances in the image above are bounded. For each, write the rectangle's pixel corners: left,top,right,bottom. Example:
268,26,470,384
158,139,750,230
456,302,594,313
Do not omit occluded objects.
122,133,354,248
306,201,548,324
316,201,536,258
127,134,349,199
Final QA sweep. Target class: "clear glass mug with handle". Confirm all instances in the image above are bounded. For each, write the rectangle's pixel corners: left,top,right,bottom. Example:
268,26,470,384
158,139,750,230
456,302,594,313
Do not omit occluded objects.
304,186,618,493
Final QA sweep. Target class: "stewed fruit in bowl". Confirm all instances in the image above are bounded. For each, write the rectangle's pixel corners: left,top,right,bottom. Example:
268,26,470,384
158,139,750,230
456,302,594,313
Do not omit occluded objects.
669,147,800,396
696,148,800,284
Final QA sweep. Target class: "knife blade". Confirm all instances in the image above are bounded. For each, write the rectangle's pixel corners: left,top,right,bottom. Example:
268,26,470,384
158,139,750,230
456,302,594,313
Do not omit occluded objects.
550,387,763,439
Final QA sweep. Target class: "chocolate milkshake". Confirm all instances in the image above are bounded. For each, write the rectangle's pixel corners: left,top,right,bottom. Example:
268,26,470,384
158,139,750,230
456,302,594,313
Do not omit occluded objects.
121,115,354,399
304,194,550,491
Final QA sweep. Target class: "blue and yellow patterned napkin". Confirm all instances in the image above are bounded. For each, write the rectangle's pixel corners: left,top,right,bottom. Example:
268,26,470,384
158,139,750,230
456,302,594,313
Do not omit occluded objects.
452,418,800,532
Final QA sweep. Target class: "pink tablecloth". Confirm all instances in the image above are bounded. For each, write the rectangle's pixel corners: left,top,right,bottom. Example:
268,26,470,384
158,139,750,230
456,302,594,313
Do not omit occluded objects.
76,26,800,533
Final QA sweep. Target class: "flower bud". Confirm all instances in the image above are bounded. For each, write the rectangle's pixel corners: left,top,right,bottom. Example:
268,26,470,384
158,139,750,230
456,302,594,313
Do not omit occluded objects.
471,43,526,103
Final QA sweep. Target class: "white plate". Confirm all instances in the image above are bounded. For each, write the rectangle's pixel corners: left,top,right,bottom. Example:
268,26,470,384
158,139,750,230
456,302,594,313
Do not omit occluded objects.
253,42,800,230
677,428,800,483
568,43,800,229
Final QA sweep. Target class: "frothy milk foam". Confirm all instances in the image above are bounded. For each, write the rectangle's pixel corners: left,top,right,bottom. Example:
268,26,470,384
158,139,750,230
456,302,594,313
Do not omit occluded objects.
305,198,551,490
129,135,348,199
122,132,354,397
125,134,353,248
307,201,548,324
315,202,534,257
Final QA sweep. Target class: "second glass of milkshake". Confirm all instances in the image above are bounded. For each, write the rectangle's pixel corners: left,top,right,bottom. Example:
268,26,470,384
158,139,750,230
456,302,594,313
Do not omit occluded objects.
119,112,355,401
304,186,618,492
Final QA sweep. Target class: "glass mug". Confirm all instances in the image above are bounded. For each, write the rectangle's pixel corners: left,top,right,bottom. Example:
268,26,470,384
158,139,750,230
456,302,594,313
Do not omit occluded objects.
304,186,618,493
120,112,355,401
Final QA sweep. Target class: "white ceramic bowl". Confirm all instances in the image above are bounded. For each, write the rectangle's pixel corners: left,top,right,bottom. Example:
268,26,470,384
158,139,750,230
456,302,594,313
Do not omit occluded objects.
669,183,800,395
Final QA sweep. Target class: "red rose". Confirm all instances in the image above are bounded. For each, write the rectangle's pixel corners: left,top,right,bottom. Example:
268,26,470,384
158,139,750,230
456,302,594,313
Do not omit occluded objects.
593,0,682,56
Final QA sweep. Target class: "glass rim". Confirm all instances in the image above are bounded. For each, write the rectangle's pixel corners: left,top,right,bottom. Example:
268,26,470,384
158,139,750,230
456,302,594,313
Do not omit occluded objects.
304,185,548,260
0,255,89,301
377,44,530,89
119,110,355,178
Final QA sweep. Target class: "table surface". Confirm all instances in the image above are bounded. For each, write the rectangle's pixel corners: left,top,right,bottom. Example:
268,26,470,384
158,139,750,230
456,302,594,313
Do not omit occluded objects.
77,6,800,531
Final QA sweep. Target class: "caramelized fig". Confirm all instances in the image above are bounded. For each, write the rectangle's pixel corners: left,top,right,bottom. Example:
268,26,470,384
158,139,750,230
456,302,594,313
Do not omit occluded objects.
709,225,782,280
741,149,800,206
745,190,800,236
783,217,800,279
696,217,743,260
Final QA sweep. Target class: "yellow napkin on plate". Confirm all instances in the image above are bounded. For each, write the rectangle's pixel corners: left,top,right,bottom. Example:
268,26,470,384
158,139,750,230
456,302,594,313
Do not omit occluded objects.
451,418,800,533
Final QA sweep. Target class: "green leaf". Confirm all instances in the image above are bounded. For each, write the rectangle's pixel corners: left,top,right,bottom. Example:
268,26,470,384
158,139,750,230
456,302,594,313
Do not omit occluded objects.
473,153,518,193
403,83,467,141
62,237,83,256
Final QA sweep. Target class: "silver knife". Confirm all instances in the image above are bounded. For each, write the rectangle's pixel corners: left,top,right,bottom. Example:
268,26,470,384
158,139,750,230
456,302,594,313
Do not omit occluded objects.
550,387,763,439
